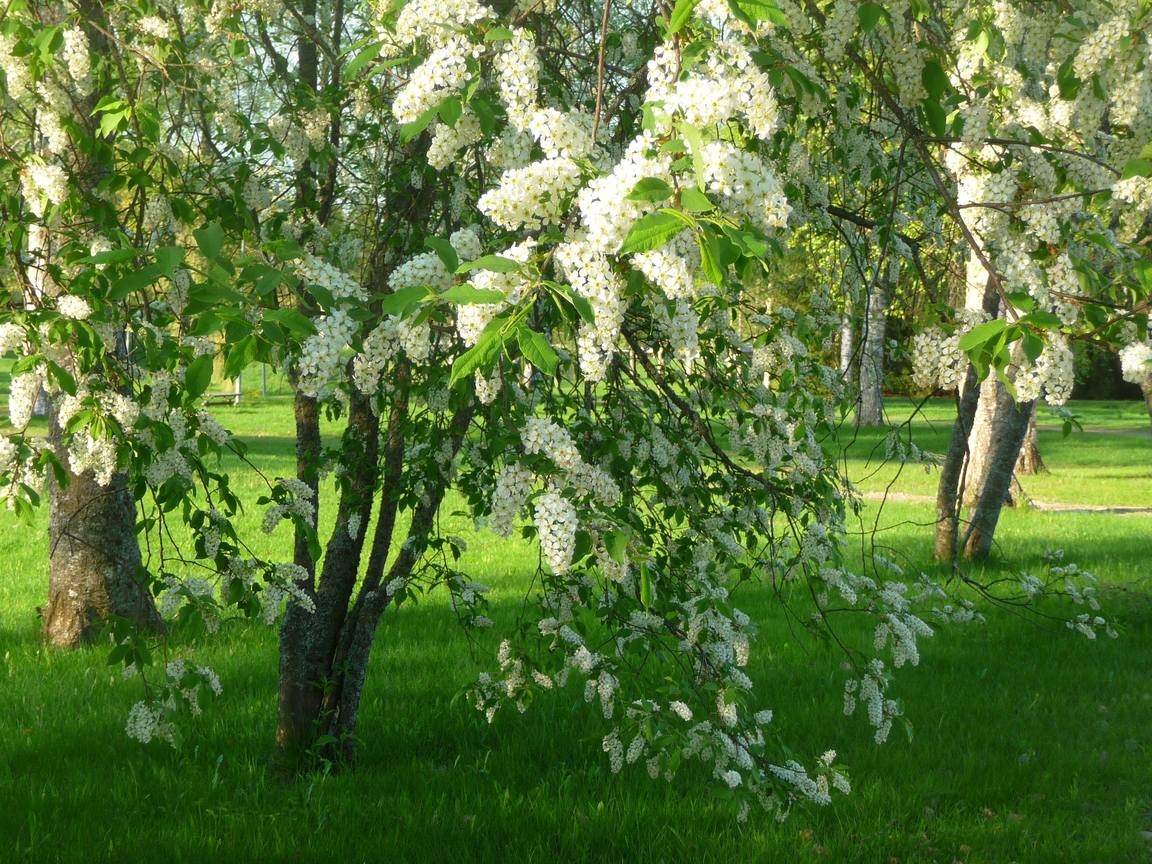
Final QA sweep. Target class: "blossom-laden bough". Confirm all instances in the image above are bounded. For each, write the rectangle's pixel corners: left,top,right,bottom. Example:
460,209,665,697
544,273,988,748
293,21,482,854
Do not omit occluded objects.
0,0,1145,821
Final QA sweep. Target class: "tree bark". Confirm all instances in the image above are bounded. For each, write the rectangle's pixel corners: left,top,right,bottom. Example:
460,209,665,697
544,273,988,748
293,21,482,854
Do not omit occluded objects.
856,282,887,426
961,372,1012,508
963,397,1036,560
934,273,1000,563
1014,404,1045,475
1143,382,1152,431
40,0,158,647
839,297,855,378
42,410,162,646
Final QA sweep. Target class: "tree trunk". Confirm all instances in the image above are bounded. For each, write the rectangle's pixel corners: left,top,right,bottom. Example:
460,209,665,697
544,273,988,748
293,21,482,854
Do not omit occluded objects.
934,273,999,563
1143,382,1152,431
856,282,887,426
42,409,162,646
963,397,1036,560
1014,404,1045,475
961,372,1012,508
933,362,983,562
839,297,855,378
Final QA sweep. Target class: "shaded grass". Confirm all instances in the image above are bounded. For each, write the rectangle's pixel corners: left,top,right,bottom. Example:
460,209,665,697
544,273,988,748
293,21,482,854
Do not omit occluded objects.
0,389,1150,862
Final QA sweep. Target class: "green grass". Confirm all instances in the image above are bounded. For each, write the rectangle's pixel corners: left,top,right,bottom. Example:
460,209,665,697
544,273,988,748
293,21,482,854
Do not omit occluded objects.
1,387,1150,863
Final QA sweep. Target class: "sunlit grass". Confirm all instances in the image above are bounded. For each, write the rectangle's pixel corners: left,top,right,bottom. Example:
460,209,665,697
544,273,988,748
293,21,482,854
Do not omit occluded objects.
1,383,1150,862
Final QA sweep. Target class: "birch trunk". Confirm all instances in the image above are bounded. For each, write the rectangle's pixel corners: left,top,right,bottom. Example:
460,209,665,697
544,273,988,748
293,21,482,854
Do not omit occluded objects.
856,283,887,427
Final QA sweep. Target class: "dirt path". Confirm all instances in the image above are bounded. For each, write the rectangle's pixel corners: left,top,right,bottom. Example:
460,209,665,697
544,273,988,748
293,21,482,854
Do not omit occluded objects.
1037,425,1151,438
863,490,1152,515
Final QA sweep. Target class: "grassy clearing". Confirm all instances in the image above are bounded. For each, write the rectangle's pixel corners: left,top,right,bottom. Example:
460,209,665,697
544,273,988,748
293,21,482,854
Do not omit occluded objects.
1,387,1150,863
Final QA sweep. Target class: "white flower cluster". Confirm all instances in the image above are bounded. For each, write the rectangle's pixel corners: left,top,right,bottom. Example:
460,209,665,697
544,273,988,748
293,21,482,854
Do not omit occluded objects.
1014,334,1074,406
8,371,42,429
910,327,965,392
428,113,483,170
554,241,625,382
843,659,901,744
393,35,474,124
61,27,91,93
262,477,317,535
392,0,491,49
495,30,539,130
479,157,583,230
20,160,68,217
1120,341,1152,385
488,462,534,537
296,309,356,396
296,256,364,303
533,488,577,573
56,295,92,321
700,141,791,234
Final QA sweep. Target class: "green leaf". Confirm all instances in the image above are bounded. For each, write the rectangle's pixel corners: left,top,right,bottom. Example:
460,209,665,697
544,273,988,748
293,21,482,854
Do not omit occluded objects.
484,26,515,41
425,236,459,272
1121,158,1152,180
517,326,559,376
449,318,507,387
922,100,947,137
727,0,788,27
1021,329,1044,364
921,60,950,101
263,308,317,337
619,211,686,255
1057,53,1080,100
185,355,215,400
194,223,225,262
1019,310,1063,328
45,361,76,397
858,2,886,32
109,263,166,300
605,529,629,564
399,106,438,143
639,562,653,609
668,0,699,34
455,255,522,274
345,40,382,78
698,233,723,286
438,96,462,127
957,318,1007,352
442,285,507,304
677,122,707,189
223,335,259,380
626,177,675,203
379,285,429,317
679,187,714,212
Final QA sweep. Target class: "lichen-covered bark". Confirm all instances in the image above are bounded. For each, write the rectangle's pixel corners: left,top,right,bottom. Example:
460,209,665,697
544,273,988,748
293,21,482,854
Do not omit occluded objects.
43,411,161,647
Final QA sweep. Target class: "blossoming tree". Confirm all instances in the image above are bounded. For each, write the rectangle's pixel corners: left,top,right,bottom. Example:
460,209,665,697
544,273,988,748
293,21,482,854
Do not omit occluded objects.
0,0,1145,818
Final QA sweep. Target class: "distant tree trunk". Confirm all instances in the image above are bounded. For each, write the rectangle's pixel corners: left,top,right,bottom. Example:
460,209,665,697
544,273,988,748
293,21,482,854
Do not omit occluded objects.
963,397,1036,560
1015,405,1045,474
43,410,162,646
1142,382,1152,431
839,298,855,378
856,283,887,426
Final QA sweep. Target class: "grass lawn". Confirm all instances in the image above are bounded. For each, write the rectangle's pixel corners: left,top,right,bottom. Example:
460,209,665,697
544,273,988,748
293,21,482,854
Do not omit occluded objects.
1,384,1150,863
